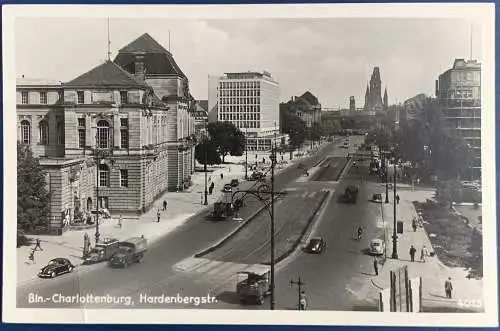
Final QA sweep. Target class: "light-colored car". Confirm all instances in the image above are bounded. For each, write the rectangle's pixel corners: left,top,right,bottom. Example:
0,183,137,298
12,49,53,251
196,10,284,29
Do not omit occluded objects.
370,239,385,255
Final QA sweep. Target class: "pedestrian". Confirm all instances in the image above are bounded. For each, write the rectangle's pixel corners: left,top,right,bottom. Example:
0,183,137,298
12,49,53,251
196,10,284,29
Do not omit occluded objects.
157,209,161,223
28,249,35,264
412,217,417,232
209,176,212,182
409,245,416,262
34,238,43,251
299,291,307,311
373,257,379,276
262,157,265,163
396,195,400,204
445,277,453,299
118,215,122,228
416,177,421,185
163,200,167,211
420,245,428,262
220,173,224,180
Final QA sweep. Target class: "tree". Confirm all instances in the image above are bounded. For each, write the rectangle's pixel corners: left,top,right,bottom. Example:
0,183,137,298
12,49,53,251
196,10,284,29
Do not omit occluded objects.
194,138,222,165
286,115,307,149
17,142,51,230
207,122,245,163
435,180,463,208
309,122,323,142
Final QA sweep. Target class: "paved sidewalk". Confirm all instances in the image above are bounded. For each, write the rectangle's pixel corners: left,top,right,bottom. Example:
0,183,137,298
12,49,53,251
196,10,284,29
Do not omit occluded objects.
366,187,484,311
17,141,328,285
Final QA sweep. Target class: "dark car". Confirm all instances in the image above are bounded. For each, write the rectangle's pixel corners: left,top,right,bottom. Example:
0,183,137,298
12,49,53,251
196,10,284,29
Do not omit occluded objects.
250,172,264,181
230,179,239,187
304,237,326,254
223,184,233,192
38,258,75,278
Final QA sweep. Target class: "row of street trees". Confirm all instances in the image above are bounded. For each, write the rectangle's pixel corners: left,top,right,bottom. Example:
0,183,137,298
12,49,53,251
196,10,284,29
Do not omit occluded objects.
366,96,474,182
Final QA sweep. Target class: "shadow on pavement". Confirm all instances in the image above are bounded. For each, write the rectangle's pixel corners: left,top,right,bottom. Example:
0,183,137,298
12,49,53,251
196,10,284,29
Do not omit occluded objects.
216,291,241,305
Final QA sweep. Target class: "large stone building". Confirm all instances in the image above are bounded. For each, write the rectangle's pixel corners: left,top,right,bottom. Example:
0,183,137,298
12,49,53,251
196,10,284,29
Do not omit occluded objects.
16,33,197,231
364,67,388,112
280,91,322,129
208,71,284,151
436,58,481,180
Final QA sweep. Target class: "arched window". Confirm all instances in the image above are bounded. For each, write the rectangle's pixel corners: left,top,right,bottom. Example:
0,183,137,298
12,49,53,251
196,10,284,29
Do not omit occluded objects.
39,120,49,145
20,120,31,144
97,120,110,148
98,164,109,187
57,121,64,145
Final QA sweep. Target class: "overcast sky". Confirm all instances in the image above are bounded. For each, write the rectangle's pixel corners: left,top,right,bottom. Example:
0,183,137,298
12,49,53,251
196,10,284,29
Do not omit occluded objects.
15,17,481,108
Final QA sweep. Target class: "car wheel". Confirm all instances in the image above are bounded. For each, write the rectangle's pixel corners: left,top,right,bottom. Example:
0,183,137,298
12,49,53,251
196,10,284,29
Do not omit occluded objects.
51,271,56,278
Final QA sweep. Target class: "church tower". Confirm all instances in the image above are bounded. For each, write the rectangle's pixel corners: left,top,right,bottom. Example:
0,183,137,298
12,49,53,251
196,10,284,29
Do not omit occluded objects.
364,84,370,110
383,87,388,111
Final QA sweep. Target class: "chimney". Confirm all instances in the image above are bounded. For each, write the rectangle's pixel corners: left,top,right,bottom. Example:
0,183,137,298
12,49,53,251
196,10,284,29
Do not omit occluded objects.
134,53,146,81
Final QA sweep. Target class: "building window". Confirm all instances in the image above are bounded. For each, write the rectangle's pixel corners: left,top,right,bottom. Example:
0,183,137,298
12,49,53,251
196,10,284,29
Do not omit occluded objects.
78,129,86,148
21,120,31,144
120,169,129,187
120,91,128,104
57,121,64,145
40,92,47,104
77,91,85,104
121,129,129,149
21,92,29,104
39,120,49,145
98,164,109,187
78,118,86,127
120,118,129,127
96,120,110,149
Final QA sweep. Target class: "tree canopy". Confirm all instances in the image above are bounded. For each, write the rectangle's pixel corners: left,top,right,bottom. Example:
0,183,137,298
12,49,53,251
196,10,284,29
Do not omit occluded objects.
17,142,51,230
194,138,222,165
201,122,245,163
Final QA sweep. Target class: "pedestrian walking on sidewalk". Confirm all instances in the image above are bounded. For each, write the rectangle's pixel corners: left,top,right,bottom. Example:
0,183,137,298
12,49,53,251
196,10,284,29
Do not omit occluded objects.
396,195,400,204
118,215,122,228
156,209,161,223
445,277,453,299
34,238,43,251
220,173,224,180
409,245,416,262
28,249,35,264
412,217,417,232
373,257,379,276
163,200,168,211
420,245,428,262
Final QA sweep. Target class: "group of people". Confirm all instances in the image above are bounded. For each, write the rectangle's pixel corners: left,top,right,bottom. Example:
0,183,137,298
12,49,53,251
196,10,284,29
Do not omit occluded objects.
408,244,429,262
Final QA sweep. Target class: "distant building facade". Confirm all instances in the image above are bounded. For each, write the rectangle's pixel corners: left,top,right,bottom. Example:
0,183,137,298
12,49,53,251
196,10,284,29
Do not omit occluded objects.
349,96,356,111
17,33,197,231
436,58,481,180
364,67,388,112
193,100,208,134
208,71,284,151
281,91,322,128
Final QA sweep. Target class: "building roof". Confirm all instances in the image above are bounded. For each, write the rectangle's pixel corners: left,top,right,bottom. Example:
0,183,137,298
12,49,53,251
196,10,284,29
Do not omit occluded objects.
64,60,148,88
114,33,186,78
198,100,208,112
16,77,62,87
300,91,319,106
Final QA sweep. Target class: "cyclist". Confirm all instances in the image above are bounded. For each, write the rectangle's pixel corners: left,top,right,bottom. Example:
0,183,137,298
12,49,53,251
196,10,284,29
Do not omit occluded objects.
357,226,363,240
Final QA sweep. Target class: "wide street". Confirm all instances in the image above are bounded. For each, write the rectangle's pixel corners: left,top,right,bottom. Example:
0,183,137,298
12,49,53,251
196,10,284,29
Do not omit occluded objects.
17,137,364,309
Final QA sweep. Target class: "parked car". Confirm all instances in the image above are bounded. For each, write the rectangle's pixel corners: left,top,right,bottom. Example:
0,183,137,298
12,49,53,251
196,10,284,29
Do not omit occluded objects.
370,239,385,255
223,184,233,192
83,238,120,264
38,258,75,278
304,237,326,254
230,179,239,187
372,193,383,202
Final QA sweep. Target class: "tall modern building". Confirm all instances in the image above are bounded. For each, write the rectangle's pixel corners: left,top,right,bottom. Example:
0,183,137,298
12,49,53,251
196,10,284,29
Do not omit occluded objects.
208,71,284,150
16,33,197,231
436,58,482,180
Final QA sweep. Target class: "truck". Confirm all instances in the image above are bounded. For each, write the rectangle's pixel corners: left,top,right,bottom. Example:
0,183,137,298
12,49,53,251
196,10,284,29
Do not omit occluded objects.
83,237,120,264
108,236,147,268
211,202,235,220
340,185,359,204
236,264,271,305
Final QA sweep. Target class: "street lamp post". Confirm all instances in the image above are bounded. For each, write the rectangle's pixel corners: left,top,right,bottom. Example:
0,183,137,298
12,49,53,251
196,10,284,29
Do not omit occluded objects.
203,123,208,206
385,156,389,203
391,162,398,259
95,152,101,244
270,134,276,310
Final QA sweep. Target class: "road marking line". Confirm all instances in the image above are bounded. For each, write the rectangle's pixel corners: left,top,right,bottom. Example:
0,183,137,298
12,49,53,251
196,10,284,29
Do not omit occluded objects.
301,191,309,198
191,260,225,273
308,191,317,198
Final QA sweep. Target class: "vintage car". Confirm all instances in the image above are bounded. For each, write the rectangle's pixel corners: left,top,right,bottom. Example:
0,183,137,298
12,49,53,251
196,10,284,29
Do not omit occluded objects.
236,264,271,305
38,258,75,278
223,184,233,192
370,238,385,256
83,237,120,264
108,237,148,268
230,179,239,187
304,237,327,254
